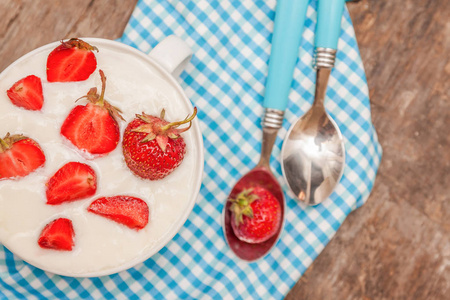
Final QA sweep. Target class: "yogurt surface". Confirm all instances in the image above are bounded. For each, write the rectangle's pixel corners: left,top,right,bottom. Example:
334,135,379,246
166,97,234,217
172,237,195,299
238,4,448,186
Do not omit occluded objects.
0,39,201,276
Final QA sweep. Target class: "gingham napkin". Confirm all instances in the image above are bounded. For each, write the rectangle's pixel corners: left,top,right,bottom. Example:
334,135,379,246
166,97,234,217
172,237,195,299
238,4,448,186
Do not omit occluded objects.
0,0,382,299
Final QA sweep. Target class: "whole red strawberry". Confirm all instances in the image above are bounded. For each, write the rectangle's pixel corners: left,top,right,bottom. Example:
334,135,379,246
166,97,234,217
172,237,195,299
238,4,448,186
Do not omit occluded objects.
46,161,97,205
229,187,282,244
122,108,197,180
87,195,149,230
6,75,44,110
60,70,124,155
38,218,75,251
0,133,46,180
46,38,98,82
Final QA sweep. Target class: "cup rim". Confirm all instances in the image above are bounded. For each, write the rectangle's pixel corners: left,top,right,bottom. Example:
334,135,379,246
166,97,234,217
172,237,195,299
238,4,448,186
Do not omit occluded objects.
0,37,204,277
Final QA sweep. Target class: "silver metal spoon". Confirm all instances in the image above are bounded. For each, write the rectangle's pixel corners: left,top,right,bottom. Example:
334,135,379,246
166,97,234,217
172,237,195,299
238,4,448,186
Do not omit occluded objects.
281,61,345,205
281,0,346,206
223,0,309,261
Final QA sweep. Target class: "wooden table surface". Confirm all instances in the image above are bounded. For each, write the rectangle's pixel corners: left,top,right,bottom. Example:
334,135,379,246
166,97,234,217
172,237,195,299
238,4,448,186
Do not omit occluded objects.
1,1,448,299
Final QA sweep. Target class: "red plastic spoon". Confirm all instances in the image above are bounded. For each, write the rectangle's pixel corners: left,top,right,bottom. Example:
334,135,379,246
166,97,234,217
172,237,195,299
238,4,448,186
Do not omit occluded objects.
223,126,286,261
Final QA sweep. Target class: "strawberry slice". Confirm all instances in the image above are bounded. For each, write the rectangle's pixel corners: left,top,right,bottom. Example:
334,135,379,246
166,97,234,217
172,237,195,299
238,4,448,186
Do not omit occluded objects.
6,75,44,110
0,133,45,180
46,38,98,82
87,196,149,230
38,218,75,251
46,162,97,205
60,70,124,155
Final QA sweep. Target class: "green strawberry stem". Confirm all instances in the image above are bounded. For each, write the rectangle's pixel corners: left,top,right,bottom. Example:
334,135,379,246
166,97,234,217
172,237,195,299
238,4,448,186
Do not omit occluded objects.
98,70,107,107
62,38,99,52
160,107,197,132
0,137,8,152
0,133,27,152
229,188,259,226
132,107,197,152
76,70,124,122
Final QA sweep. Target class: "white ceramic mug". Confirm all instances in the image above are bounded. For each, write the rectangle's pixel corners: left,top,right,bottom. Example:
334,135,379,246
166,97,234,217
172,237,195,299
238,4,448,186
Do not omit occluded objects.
0,36,204,277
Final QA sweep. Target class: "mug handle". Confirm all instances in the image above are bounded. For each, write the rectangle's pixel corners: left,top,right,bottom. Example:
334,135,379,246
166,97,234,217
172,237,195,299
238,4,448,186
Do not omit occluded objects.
148,35,193,78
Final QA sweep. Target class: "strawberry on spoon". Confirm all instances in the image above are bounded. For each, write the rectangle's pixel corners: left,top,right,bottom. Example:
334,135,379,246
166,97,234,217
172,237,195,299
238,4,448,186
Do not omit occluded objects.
38,218,75,251
6,75,44,111
46,161,97,205
60,70,124,156
229,187,282,244
46,38,98,82
0,133,45,180
87,196,149,230
122,108,197,180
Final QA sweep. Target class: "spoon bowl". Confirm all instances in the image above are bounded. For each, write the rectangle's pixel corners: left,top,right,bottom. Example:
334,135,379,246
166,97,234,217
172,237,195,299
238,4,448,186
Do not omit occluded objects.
223,166,285,261
282,0,347,206
282,75,345,205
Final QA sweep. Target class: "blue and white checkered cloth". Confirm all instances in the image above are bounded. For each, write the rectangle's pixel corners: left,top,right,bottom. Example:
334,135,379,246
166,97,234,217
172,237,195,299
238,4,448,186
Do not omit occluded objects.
0,0,382,299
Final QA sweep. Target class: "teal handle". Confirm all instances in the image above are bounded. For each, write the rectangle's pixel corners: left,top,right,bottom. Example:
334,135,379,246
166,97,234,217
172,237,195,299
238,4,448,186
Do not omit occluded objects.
263,0,309,111
316,0,346,50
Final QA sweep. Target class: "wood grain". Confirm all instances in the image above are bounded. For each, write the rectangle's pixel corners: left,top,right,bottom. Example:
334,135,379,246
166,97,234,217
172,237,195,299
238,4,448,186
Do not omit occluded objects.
0,1,449,299
286,0,450,299
0,0,137,72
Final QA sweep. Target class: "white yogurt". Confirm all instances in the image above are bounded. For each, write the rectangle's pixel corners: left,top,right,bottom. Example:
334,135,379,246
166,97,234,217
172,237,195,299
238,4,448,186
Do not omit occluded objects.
0,40,200,276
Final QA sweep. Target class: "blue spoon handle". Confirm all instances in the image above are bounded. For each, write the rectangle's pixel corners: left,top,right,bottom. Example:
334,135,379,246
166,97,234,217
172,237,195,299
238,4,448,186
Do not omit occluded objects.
316,0,346,50
263,0,309,111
